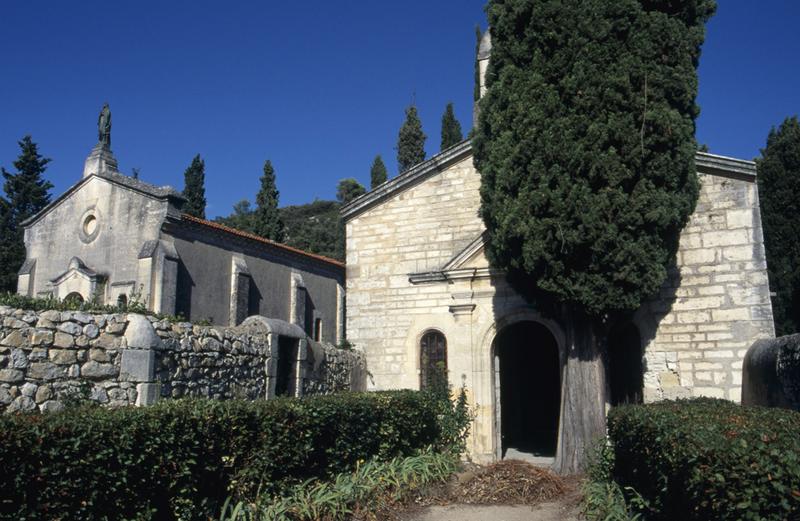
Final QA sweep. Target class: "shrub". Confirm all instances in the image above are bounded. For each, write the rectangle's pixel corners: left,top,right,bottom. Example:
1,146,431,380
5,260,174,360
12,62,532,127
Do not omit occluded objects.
0,391,450,520
608,398,800,521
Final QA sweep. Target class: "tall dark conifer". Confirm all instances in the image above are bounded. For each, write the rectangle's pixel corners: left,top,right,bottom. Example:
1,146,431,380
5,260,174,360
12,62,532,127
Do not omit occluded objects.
182,154,206,218
370,155,388,189
0,136,52,291
253,160,285,242
474,0,715,473
440,102,463,150
396,105,426,173
757,116,800,336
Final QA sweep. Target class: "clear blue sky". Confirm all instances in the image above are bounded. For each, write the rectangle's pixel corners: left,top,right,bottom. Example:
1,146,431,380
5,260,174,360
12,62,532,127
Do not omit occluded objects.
1,1,798,217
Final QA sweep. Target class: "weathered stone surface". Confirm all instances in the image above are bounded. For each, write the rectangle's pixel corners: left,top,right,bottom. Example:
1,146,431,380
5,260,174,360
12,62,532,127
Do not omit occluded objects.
81,361,117,379
0,369,23,383
0,386,12,404
57,322,83,336
10,349,28,369
83,324,100,339
124,314,160,349
49,349,77,365
20,382,37,397
8,395,35,412
28,348,47,361
31,330,54,346
89,348,110,362
28,362,67,381
106,322,126,334
35,385,52,403
40,400,64,413
120,349,155,382
53,332,75,348
92,334,120,349
90,386,109,403
39,310,61,323
1,330,26,348
136,382,160,406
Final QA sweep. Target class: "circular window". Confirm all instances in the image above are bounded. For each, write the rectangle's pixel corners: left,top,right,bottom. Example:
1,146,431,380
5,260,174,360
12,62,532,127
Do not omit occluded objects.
83,215,97,236
78,208,101,243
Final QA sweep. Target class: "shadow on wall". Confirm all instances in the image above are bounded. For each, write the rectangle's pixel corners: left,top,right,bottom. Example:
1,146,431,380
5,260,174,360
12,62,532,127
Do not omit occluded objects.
742,334,800,411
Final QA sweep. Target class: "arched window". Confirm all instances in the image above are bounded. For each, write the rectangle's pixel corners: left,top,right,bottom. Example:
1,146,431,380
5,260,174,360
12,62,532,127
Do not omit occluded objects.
64,292,84,304
420,330,447,392
117,294,128,310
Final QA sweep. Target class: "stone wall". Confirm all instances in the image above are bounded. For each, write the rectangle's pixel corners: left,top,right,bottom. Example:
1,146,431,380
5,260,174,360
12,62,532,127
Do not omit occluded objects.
0,306,365,413
636,172,775,403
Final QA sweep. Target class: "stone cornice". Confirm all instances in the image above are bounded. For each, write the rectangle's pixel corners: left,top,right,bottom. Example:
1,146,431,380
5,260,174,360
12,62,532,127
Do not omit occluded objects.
341,141,758,222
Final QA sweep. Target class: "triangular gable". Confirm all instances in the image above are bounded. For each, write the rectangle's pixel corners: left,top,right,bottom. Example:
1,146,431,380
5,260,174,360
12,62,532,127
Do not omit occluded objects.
408,232,500,284
441,232,490,271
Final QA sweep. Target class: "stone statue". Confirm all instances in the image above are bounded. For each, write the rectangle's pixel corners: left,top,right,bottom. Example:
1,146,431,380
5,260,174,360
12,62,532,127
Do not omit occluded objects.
98,103,112,148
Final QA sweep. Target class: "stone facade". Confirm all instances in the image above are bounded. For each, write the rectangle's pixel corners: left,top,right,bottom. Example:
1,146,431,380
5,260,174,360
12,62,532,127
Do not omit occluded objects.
341,141,774,462
18,139,345,343
0,306,366,413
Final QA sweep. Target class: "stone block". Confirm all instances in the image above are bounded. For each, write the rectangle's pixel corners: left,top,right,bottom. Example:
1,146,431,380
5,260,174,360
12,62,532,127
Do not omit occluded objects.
120,349,156,382
80,360,117,379
83,324,100,339
28,362,67,380
124,314,160,349
1,330,26,348
57,322,82,336
136,382,160,406
49,349,77,365
0,369,23,383
31,330,54,346
35,385,52,403
92,334,120,349
20,382,37,397
89,348,110,362
10,349,28,369
53,332,75,348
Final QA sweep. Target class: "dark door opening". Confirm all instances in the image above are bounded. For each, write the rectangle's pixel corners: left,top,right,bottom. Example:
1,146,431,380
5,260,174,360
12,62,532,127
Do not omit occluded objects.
608,322,643,406
275,336,297,397
496,321,560,458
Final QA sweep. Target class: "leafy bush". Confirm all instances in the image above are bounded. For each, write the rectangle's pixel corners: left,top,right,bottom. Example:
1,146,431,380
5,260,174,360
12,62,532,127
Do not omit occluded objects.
0,391,452,520
219,448,458,521
608,398,800,521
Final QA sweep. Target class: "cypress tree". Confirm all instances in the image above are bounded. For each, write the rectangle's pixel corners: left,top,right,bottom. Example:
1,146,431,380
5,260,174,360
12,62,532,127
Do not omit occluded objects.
0,136,52,292
253,160,285,242
440,102,463,150
757,116,800,336
182,154,206,219
474,26,482,103
336,178,366,205
474,0,715,473
396,105,426,173
370,155,388,189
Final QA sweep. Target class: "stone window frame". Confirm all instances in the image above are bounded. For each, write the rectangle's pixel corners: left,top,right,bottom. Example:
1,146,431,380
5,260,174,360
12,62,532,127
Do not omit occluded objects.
78,206,102,244
419,329,448,391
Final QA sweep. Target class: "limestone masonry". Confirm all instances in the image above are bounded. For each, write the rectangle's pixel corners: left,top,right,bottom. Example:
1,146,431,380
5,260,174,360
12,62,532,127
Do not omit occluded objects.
0,306,366,413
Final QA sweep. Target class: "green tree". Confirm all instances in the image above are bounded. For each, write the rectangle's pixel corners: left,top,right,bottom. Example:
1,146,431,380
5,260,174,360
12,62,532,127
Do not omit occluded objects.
0,136,52,292
757,116,800,336
370,155,388,189
474,0,714,474
281,200,345,261
336,178,366,205
253,160,285,242
215,199,255,233
182,154,206,218
440,102,463,150
396,105,426,173
474,26,482,103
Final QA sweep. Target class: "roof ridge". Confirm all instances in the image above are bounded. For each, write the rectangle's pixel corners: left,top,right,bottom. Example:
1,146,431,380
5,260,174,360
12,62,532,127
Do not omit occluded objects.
180,214,345,269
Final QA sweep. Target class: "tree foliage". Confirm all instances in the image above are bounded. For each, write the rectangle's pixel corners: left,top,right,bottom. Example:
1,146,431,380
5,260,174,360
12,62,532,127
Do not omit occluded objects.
474,26,482,103
370,155,388,189
336,178,366,205
0,136,52,292
474,0,714,317
397,105,426,173
253,160,285,242
757,116,800,335
182,154,206,218
281,200,344,261
215,199,255,234
440,102,463,150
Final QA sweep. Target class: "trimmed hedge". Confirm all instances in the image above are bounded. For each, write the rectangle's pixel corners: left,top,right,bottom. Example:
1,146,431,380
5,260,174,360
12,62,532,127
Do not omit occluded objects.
0,391,452,520
608,398,800,520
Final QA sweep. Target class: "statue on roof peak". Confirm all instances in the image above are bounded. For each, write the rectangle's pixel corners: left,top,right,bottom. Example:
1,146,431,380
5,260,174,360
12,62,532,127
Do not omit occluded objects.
98,103,111,149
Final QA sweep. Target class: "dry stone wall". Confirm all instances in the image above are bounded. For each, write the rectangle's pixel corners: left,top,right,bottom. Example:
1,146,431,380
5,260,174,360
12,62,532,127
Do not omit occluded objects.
0,306,365,413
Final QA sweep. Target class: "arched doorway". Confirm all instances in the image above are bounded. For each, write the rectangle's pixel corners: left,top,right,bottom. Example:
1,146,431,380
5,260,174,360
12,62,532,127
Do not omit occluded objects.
495,321,561,459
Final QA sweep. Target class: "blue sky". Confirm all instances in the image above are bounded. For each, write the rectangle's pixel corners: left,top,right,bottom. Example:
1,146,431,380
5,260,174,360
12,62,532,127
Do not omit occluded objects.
1,1,797,217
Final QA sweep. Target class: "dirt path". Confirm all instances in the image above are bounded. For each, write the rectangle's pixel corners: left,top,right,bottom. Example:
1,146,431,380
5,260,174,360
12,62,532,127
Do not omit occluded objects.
402,499,581,521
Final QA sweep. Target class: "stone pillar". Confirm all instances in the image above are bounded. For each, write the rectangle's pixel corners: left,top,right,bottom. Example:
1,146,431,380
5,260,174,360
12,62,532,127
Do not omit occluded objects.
264,332,279,399
229,255,251,326
82,144,119,178
120,314,161,406
289,272,307,332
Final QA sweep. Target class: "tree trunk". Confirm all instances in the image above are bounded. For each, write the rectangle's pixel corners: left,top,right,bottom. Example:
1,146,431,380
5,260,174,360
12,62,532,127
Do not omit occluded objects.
553,305,607,475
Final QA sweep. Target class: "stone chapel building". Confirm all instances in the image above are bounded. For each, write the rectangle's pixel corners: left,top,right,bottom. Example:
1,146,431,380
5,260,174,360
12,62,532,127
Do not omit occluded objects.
17,130,345,344
341,32,775,462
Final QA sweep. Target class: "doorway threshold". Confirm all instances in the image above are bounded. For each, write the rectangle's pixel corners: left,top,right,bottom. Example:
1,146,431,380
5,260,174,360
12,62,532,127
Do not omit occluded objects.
502,447,555,468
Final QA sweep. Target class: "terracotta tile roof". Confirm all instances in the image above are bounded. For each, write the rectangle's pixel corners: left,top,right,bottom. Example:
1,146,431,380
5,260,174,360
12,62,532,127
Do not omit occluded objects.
180,214,345,270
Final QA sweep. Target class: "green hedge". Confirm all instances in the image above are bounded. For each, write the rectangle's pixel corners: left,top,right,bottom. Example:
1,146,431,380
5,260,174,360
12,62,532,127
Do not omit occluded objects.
0,391,453,520
608,398,800,520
